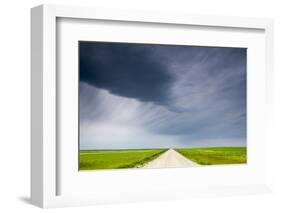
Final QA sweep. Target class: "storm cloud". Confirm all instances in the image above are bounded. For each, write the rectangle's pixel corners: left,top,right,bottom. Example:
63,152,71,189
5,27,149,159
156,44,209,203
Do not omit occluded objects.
79,41,247,149
80,41,175,106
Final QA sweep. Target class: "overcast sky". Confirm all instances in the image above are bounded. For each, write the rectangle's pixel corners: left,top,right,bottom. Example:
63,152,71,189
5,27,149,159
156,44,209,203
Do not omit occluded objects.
79,41,246,150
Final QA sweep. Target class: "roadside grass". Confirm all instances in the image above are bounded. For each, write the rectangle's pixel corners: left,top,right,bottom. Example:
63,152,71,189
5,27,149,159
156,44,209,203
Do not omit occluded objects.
176,147,246,165
80,149,167,170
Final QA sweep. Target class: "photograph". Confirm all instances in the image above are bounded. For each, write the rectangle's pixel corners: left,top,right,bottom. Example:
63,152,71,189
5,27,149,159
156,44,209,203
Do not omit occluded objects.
79,41,247,170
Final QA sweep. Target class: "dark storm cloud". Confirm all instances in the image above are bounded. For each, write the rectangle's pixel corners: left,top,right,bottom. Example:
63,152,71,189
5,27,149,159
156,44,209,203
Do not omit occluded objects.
79,41,175,105
79,42,247,149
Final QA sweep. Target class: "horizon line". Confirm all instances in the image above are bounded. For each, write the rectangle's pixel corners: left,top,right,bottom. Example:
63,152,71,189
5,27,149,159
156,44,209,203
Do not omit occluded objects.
80,145,247,151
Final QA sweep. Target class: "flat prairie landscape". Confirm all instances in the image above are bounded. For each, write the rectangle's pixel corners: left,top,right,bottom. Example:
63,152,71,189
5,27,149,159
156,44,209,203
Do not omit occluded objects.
79,147,246,170
79,43,247,171
78,41,247,170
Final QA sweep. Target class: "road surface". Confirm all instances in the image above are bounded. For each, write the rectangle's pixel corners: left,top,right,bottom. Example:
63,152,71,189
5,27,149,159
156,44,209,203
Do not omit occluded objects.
143,149,199,168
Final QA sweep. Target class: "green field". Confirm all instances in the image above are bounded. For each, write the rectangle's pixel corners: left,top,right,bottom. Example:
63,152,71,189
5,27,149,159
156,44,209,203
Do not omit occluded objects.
176,147,247,165
80,149,167,170
80,147,246,170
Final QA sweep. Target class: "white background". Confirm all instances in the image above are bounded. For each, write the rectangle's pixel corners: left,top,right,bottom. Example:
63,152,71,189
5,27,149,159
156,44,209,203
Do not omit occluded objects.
0,0,280,212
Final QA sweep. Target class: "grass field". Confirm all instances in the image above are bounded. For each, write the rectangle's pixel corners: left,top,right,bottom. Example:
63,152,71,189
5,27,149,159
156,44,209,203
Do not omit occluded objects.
176,147,246,165
80,149,167,170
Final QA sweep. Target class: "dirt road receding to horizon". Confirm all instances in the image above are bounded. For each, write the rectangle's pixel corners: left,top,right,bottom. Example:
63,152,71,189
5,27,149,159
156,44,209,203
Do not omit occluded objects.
143,149,199,169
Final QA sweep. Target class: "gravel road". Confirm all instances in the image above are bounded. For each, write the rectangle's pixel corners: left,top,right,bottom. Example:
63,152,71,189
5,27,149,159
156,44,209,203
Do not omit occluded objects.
143,149,199,168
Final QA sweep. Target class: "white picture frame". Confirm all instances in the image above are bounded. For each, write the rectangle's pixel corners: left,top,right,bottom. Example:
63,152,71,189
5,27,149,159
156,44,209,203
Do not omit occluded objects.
31,4,274,208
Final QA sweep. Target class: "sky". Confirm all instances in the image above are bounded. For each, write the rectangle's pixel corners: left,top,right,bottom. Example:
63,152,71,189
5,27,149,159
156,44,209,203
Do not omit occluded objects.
79,41,246,150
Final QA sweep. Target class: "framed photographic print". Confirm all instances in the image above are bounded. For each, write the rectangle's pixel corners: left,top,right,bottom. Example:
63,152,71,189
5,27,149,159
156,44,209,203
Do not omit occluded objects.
31,4,274,208
78,41,247,170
